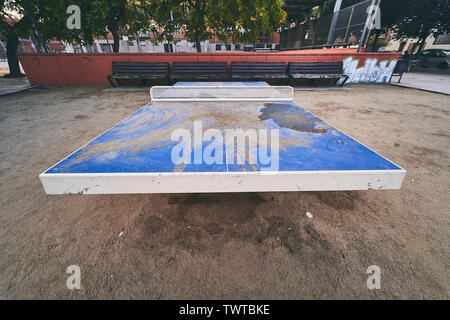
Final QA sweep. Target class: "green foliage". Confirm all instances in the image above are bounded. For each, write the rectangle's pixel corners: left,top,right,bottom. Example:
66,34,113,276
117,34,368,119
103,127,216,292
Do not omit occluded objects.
210,0,286,44
0,0,48,39
382,0,450,42
367,38,387,50
1,0,287,53
144,0,184,44
152,0,287,51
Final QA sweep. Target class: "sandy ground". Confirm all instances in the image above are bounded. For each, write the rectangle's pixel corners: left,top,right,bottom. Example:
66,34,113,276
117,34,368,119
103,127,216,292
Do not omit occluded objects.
0,83,449,299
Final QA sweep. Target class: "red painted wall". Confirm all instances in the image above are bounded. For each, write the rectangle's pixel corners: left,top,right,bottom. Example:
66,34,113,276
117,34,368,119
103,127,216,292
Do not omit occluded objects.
18,49,400,86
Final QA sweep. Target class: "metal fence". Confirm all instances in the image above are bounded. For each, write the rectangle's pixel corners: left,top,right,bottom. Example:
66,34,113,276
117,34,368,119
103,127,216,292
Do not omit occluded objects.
280,0,373,50
330,0,372,45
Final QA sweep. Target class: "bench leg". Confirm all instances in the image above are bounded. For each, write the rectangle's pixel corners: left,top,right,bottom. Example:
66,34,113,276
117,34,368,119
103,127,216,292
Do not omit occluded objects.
107,75,116,87
339,76,349,87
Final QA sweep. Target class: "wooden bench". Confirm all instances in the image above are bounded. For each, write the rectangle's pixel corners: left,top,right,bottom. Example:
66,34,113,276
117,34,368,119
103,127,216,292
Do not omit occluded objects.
107,62,170,87
288,62,349,86
231,62,287,83
171,62,228,83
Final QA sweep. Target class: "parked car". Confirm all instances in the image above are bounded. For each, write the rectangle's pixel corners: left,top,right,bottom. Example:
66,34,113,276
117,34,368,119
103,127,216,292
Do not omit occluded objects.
418,49,450,69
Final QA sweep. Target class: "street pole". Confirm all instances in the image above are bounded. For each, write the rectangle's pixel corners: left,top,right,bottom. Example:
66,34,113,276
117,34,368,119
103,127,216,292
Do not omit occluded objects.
170,11,176,53
357,0,380,53
327,0,343,45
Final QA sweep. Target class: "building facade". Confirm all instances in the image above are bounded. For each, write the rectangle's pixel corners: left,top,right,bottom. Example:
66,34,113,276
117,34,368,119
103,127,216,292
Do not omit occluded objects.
65,31,280,54
385,33,450,53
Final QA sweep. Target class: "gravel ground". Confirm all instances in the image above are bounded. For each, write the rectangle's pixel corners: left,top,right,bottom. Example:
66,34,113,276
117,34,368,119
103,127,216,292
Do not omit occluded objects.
0,83,448,299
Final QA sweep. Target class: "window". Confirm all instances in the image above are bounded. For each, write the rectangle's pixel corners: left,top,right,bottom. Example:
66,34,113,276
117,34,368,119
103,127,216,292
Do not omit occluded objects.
235,44,240,50
216,44,222,51
226,44,231,51
420,50,431,57
127,41,134,47
100,43,113,53
85,45,98,53
164,43,173,52
244,44,254,51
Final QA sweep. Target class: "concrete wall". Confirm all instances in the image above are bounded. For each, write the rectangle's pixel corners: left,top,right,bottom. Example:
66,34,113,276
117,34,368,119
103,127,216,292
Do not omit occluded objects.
18,49,400,86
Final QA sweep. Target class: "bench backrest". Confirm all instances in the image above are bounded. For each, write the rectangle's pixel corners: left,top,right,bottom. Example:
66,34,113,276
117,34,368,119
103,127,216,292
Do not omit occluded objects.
172,62,228,75
288,62,344,74
393,59,409,74
231,62,286,74
112,62,169,74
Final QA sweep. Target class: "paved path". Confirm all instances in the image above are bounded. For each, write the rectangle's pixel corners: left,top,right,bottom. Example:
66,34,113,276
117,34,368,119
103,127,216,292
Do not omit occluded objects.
391,68,450,95
0,74,37,96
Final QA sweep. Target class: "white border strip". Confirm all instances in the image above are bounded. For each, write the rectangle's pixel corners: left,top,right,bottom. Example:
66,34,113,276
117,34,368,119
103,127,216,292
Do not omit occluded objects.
40,169,406,195
150,86,294,102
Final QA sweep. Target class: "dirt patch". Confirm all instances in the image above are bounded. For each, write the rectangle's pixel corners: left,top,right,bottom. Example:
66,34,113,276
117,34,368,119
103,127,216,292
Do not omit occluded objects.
74,115,88,120
259,103,329,134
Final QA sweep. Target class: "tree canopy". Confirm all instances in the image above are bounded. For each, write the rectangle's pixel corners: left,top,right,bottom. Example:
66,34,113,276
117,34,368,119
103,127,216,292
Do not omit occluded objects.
1,0,286,54
381,0,450,46
146,0,286,52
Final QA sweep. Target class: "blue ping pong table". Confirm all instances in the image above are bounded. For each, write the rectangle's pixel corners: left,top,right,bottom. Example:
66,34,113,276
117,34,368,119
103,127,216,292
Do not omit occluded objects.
40,82,406,194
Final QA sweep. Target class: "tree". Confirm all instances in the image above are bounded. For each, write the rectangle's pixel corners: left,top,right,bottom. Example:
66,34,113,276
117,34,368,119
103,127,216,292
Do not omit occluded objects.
0,0,55,77
99,0,128,52
144,0,184,50
210,0,286,45
149,0,287,52
0,0,110,76
87,0,154,53
181,0,211,52
381,0,450,52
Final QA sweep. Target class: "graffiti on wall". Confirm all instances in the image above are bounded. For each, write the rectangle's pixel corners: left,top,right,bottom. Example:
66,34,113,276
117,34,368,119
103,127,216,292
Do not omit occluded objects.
340,56,398,85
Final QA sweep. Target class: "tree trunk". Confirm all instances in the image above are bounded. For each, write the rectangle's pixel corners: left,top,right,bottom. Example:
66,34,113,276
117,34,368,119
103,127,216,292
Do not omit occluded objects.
5,33,23,77
195,37,201,53
136,34,142,53
111,29,120,52
77,41,84,53
417,36,427,53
